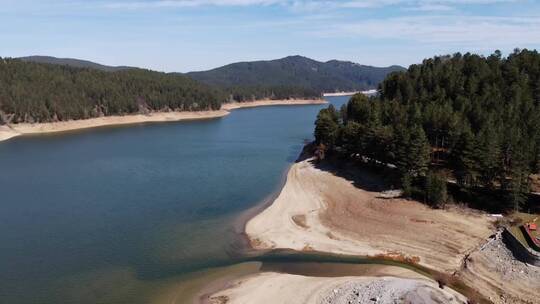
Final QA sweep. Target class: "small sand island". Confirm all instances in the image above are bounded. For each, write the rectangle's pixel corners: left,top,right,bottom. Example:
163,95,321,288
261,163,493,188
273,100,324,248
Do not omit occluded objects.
0,99,326,142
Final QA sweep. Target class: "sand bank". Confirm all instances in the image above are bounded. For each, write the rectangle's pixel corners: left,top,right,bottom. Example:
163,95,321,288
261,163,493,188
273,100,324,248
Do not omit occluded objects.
208,268,467,304
0,99,326,142
246,159,494,273
2,110,229,140
221,99,326,110
323,90,377,97
322,92,358,97
0,125,19,142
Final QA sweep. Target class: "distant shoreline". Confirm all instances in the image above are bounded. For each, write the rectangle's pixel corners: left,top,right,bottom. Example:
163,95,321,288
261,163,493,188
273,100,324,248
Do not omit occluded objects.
0,98,326,142
221,98,326,110
322,89,378,97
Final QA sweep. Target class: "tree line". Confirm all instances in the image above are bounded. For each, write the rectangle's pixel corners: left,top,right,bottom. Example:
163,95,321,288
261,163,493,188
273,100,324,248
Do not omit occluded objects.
0,56,404,125
224,85,320,102
315,49,540,211
0,58,225,124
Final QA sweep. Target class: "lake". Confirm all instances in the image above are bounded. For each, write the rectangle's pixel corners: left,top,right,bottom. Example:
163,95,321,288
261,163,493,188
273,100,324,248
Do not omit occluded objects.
0,96,348,304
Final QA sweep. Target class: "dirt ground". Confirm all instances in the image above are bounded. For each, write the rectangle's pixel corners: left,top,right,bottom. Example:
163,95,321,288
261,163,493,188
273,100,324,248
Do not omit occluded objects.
317,162,494,273
246,158,540,303
208,265,468,304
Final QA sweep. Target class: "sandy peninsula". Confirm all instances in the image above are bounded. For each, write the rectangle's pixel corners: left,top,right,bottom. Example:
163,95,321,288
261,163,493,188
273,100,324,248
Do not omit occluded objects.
0,99,326,142
207,266,468,304
243,158,540,303
246,158,493,273
222,99,326,110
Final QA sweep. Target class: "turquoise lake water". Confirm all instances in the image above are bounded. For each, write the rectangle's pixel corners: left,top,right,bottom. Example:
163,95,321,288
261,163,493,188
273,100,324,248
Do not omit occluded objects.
0,96,348,304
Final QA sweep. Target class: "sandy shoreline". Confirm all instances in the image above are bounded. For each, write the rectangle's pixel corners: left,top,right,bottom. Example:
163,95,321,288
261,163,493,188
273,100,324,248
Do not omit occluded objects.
221,99,326,110
322,92,359,97
238,157,540,303
0,110,230,142
322,90,377,97
151,261,469,304
246,158,493,273
207,266,468,304
0,99,326,142
197,158,487,304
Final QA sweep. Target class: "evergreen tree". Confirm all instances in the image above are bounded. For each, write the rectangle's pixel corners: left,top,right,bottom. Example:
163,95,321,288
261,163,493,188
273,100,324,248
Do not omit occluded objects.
477,125,502,188
339,121,362,155
314,106,339,147
452,129,479,187
507,140,531,211
313,49,540,211
401,173,413,198
407,125,431,177
425,171,448,207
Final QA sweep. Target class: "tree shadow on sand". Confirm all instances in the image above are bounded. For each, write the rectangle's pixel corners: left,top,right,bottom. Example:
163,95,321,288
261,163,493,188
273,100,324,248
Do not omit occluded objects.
295,144,540,214
295,146,398,193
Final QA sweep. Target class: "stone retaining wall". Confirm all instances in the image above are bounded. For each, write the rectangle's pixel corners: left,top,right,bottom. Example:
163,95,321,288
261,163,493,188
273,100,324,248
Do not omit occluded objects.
502,228,540,266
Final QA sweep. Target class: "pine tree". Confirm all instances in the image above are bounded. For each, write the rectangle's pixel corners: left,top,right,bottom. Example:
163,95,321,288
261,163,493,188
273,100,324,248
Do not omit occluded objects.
347,93,371,123
452,129,479,187
507,140,531,211
477,125,502,188
339,121,362,156
407,125,431,177
425,171,448,207
314,106,339,147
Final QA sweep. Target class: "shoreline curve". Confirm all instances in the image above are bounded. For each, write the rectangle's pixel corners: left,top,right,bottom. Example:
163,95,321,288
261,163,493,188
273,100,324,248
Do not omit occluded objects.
0,98,327,143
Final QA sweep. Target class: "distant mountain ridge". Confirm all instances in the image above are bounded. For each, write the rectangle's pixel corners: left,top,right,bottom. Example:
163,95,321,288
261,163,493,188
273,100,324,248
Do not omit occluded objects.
186,55,406,95
16,55,405,101
18,56,133,72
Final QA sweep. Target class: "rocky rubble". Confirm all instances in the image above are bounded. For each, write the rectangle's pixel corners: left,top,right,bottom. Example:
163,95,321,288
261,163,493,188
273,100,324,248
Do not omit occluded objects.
478,232,540,283
319,277,466,304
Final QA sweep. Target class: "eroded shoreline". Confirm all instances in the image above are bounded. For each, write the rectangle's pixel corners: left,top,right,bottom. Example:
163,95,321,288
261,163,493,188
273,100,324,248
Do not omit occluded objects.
0,99,326,142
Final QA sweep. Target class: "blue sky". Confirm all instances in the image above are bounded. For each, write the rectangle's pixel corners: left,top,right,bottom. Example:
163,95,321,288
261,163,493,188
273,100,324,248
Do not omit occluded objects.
1,0,540,72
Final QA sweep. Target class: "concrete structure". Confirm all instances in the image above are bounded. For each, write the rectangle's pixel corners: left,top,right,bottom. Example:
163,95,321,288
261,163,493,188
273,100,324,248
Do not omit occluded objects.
502,228,540,267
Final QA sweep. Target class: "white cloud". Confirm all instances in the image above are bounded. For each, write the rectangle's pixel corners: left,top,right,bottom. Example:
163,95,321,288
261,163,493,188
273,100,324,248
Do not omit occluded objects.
312,15,540,48
406,4,455,11
103,0,285,9
102,0,518,10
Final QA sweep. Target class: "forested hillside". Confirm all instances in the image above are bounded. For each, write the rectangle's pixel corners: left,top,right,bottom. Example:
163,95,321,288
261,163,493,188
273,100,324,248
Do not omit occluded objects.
314,49,540,211
187,56,405,101
0,58,224,124
4,55,404,121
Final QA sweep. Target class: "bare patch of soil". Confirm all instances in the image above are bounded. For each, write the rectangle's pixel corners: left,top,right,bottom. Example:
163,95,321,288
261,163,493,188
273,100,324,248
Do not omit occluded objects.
293,215,309,229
